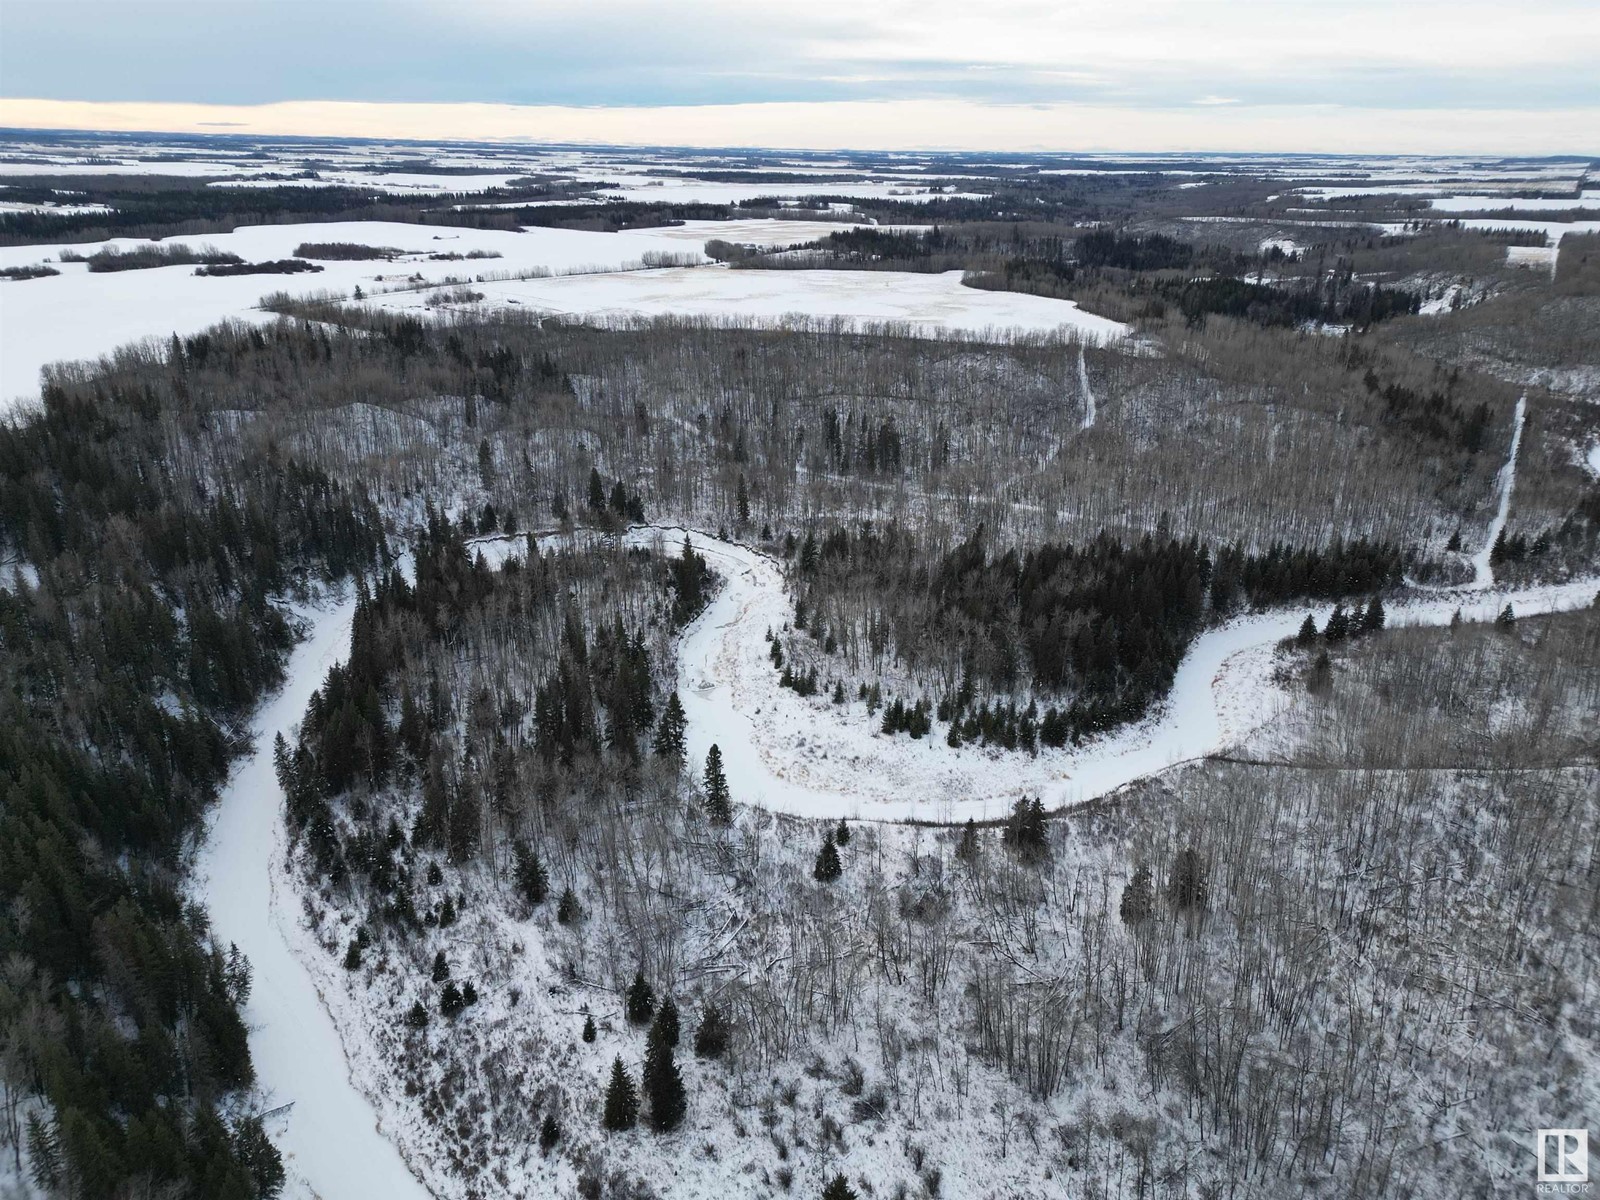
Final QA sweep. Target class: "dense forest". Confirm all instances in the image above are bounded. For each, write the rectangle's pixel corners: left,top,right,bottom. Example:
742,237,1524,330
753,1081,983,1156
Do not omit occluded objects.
780,523,1401,744
0,375,385,1197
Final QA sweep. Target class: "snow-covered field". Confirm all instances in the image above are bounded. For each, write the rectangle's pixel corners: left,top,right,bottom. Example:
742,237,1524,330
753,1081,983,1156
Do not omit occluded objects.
366,265,1128,344
584,178,988,206
0,218,1117,410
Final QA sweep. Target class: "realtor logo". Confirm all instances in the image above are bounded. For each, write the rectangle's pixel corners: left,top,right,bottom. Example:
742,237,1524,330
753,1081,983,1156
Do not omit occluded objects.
1538,1129,1589,1184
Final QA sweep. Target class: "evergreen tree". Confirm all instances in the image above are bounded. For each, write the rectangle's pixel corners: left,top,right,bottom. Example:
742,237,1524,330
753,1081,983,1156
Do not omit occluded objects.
405,1001,430,1029
234,1116,286,1199
343,939,362,970
1119,865,1154,925
588,467,606,511
1490,528,1508,565
1361,594,1386,633
1324,602,1350,643
1169,846,1208,912
514,840,550,905
626,971,656,1025
601,1057,639,1131
539,1113,560,1156
736,474,751,526
1003,797,1048,862
813,830,843,882
1496,603,1516,628
1296,614,1318,645
558,887,580,924
432,950,450,983
823,1174,860,1200
955,818,980,862
704,743,732,824
834,818,851,847
651,996,680,1050
25,1113,62,1192
440,981,466,1018
582,1013,597,1043
643,1009,688,1132
653,693,687,762
693,1005,730,1059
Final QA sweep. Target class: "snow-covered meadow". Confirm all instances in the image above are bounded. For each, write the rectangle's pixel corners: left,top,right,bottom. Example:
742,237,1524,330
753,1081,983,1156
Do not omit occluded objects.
0,217,1123,411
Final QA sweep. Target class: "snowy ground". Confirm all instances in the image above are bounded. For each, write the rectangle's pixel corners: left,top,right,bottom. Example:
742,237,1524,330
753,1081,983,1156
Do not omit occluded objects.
364,265,1129,345
192,515,1597,1200
0,217,1113,411
194,585,432,1200
506,528,1600,824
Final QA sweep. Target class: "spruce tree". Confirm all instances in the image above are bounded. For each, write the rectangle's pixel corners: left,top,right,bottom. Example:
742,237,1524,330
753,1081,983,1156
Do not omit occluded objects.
704,744,732,824
813,830,843,882
1296,614,1318,645
582,1013,597,1043
1168,846,1208,912
558,887,580,925
653,693,687,762
955,818,979,862
626,971,655,1025
539,1113,560,1156
1324,602,1349,643
601,1057,639,1131
1119,865,1154,925
405,1001,430,1029
655,995,680,1048
440,981,466,1018
1003,797,1048,862
1496,603,1516,628
693,1005,730,1059
644,1010,688,1132
588,467,606,511
822,1174,860,1200
834,818,851,847
514,840,549,906
1362,594,1386,633
343,940,362,970
432,950,450,983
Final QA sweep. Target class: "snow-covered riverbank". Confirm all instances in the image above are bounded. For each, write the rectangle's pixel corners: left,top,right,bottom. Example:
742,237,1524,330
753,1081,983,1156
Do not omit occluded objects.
536,527,1600,822
195,588,434,1200
212,528,1595,1196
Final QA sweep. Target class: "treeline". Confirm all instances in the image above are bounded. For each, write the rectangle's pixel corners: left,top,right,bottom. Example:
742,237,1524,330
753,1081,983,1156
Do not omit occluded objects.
0,377,385,1196
785,523,1401,744
196,258,323,277
62,242,243,272
1146,274,1422,330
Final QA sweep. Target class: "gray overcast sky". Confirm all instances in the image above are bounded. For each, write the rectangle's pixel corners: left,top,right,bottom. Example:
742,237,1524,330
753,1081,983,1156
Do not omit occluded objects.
2,0,1598,151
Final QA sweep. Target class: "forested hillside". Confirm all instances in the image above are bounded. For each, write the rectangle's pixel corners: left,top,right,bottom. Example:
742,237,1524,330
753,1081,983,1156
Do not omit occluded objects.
0,374,384,1197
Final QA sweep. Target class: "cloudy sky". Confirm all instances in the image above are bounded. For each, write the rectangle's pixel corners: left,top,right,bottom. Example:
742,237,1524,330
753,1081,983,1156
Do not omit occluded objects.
2,0,1597,152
